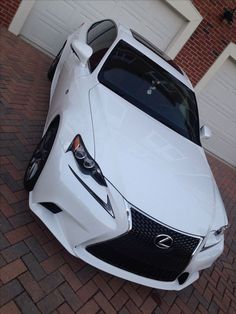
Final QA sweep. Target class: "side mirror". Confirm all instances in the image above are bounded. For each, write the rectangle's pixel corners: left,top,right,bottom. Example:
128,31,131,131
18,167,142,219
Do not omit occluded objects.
200,125,212,139
71,40,93,66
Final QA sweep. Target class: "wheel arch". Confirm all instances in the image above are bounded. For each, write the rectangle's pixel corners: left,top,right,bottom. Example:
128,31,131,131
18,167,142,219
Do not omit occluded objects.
43,114,60,136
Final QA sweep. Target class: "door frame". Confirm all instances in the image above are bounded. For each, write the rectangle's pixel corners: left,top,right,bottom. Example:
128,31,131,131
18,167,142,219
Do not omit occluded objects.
8,0,202,59
195,42,236,93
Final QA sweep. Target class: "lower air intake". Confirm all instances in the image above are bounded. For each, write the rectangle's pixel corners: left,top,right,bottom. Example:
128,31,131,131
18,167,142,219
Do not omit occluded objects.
87,208,201,282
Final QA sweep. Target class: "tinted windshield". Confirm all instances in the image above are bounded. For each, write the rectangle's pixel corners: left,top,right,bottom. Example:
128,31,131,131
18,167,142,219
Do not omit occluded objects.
98,40,200,145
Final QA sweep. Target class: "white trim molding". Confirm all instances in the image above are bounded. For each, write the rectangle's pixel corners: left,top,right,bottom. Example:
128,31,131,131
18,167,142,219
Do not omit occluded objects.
8,0,202,59
166,0,203,58
8,0,36,36
195,42,236,93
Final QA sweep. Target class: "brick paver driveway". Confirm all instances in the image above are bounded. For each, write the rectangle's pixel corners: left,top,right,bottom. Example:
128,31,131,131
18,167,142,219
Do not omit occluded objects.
0,27,236,314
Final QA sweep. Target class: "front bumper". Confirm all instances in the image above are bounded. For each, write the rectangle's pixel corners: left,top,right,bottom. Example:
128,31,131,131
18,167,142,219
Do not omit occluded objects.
29,136,224,290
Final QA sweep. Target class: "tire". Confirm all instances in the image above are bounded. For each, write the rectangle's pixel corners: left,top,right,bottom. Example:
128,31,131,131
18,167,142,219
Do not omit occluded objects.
47,42,66,81
24,120,59,191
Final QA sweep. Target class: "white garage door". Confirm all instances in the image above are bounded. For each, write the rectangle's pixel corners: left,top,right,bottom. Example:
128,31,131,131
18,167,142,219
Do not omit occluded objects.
20,0,186,56
197,58,236,167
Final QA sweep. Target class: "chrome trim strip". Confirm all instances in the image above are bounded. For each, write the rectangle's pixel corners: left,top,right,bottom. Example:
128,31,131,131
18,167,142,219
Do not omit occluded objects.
69,165,115,218
129,204,203,256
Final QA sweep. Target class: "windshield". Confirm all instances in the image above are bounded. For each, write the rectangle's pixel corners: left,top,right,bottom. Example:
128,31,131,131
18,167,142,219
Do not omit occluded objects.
98,40,200,145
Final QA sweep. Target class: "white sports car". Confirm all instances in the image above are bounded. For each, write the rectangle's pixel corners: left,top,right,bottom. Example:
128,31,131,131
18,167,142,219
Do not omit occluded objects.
24,20,228,290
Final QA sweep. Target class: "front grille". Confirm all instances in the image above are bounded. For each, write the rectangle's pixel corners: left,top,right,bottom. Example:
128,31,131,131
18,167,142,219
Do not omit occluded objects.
87,208,201,282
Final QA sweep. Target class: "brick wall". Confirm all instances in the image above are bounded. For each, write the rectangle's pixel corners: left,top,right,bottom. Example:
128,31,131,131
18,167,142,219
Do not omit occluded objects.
0,0,21,28
175,0,236,86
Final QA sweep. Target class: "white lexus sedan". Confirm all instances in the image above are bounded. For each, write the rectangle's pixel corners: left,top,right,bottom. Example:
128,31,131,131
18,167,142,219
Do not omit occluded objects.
24,20,228,290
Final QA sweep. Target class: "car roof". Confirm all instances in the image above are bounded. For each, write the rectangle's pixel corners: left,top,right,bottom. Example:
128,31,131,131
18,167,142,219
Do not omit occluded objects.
130,30,183,74
116,23,193,90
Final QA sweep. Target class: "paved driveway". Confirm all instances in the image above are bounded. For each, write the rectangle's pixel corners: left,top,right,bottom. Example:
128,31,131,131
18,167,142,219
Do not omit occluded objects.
0,27,235,314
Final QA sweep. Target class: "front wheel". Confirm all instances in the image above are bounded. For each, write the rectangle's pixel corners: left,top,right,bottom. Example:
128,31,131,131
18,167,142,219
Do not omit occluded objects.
24,121,58,191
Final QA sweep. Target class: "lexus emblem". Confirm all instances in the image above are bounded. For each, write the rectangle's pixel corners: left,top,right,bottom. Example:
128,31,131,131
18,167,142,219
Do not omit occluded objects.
154,234,173,249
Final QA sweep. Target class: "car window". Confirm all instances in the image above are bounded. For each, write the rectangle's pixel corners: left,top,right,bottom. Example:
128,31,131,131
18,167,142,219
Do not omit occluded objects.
87,20,117,72
98,40,201,145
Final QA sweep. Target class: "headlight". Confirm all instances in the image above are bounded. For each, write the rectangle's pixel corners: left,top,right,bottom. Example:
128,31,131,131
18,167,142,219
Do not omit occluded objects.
201,224,228,251
213,225,229,236
70,135,107,186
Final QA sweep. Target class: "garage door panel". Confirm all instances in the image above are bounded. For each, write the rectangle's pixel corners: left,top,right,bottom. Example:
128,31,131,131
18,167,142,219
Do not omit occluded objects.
203,132,236,166
20,0,186,55
21,13,69,54
200,111,235,139
115,0,185,49
199,92,234,125
198,58,236,166
36,0,77,30
73,0,111,21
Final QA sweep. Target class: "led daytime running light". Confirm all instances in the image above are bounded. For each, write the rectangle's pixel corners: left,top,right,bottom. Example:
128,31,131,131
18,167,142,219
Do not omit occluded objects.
71,135,107,186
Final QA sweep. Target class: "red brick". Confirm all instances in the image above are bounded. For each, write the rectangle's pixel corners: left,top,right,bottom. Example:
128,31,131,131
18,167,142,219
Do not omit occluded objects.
57,303,74,314
76,280,98,304
0,126,19,132
187,294,199,312
0,301,20,314
41,253,65,273
19,271,44,302
15,292,40,314
78,299,99,314
0,259,26,283
126,300,142,314
43,239,62,256
175,0,236,85
5,226,31,244
150,292,162,307
198,303,210,314
108,276,124,292
39,271,64,294
176,298,193,313
0,184,18,203
140,295,157,314
0,279,23,306
203,287,213,303
59,264,82,291
27,222,49,245
37,290,64,313
0,0,20,28
222,293,231,310
93,273,114,299
4,163,23,181
168,303,182,314
94,291,116,314
137,285,151,301
0,197,15,217
1,241,29,262
14,190,28,202
0,157,10,166
123,282,143,306
59,282,82,311
110,288,129,311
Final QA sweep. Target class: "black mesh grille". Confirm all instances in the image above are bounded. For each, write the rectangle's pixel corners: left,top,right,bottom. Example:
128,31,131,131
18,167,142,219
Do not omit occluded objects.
87,208,201,282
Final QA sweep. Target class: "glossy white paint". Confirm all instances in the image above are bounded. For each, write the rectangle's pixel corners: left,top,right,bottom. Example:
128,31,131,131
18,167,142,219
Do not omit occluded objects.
89,84,219,236
28,22,228,290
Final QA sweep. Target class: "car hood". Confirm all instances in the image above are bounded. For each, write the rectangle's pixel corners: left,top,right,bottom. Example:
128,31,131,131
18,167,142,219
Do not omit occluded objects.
89,84,216,236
